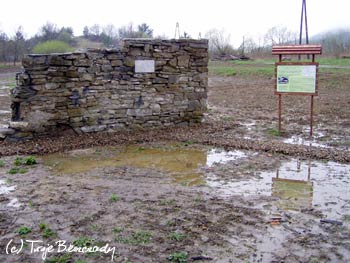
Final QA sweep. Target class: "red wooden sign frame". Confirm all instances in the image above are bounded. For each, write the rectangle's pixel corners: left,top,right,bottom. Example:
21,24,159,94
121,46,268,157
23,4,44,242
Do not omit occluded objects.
272,45,322,138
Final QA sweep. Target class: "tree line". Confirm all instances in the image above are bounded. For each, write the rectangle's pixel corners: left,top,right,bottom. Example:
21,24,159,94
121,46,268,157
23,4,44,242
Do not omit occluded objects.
206,26,350,59
0,22,155,64
1,22,349,64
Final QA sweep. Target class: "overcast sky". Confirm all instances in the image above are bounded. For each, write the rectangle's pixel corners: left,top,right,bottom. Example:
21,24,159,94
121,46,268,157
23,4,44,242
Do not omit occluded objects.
1,0,349,46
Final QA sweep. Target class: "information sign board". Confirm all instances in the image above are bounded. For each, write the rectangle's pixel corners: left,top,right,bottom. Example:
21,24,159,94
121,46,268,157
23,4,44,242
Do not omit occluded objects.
135,60,155,73
275,62,318,95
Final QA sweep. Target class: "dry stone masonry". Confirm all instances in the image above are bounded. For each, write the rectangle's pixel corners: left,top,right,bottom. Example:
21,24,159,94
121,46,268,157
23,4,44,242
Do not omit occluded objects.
4,39,208,140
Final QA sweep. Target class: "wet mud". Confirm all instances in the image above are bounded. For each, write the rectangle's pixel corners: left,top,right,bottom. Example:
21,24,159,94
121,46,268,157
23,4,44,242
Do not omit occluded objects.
0,143,349,262
0,70,349,262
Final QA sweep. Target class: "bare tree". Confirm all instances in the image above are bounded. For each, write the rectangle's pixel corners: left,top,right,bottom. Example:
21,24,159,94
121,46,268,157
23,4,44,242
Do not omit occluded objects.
89,24,101,41
205,29,234,56
239,37,257,55
118,23,138,38
12,26,26,65
103,24,118,39
264,26,297,46
315,29,350,57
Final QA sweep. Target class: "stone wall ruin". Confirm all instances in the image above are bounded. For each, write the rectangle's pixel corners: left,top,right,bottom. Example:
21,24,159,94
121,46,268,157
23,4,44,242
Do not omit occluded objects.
5,39,208,140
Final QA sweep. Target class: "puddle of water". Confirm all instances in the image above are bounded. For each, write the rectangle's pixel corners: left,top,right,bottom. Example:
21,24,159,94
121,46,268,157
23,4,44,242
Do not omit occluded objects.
208,158,350,220
42,144,350,220
283,135,328,148
0,180,20,208
0,179,16,194
252,226,287,263
42,145,246,186
239,121,256,131
206,148,246,166
7,198,21,208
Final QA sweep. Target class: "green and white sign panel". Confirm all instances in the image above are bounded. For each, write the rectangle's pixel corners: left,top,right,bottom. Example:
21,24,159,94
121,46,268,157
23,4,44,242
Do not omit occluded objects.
276,64,317,94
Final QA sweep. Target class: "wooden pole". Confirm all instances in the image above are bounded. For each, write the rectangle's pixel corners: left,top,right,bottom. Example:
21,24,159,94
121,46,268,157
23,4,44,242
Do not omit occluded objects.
310,95,314,138
298,0,304,60
304,0,310,59
304,0,309,45
278,94,282,133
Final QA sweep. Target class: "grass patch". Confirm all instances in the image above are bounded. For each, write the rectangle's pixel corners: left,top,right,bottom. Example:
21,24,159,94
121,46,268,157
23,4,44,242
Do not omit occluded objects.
19,168,28,174
32,40,74,54
131,230,152,244
166,220,176,227
266,128,282,137
113,226,124,233
8,167,19,174
159,199,176,206
73,236,94,247
14,156,37,166
210,66,237,76
109,194,120,202
24,156,37,165
168,251,188,263
14,157,24,166
0,160,4,167
318,57,350,66
209,60,274,78
5,178,12,184
9,156,37,174
39,223,57,238
44,254,72,263
169,231,186,242
182,140,194,146
8,167,28,174
115,230,152,245
18,226,32,235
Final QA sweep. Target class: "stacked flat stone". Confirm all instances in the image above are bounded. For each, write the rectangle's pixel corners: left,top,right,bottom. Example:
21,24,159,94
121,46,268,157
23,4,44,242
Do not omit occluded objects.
6,39,208,140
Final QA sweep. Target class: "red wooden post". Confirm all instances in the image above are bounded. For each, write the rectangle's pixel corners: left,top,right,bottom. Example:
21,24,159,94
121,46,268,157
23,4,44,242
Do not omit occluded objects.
278,94,282,133
310,95,314,138
272,44,321,138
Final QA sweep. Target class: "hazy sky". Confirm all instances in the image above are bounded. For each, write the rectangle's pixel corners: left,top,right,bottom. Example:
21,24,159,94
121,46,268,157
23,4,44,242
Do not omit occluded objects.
1,0,349,46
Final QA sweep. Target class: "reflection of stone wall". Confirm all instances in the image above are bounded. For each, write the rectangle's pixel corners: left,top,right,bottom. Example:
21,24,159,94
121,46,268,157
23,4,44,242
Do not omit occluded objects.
7,39,208,140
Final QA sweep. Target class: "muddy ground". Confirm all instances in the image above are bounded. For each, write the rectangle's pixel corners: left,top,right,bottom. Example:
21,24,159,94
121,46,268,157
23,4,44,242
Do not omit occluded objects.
0,63,350,263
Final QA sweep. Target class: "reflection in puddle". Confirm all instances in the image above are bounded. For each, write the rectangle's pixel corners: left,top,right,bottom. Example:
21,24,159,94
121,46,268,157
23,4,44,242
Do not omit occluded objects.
0,179,20,209
0,110,10,115
0,179,15,194
272,160,313,211
208,159,350,219
239,121,256,131
42,145,350,219
206,149,246,166
42,145,246,186
7,198,21,208
283,135,328,148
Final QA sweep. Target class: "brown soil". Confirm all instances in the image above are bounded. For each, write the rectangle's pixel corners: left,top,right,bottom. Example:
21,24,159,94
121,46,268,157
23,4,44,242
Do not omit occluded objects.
0,68,349,263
